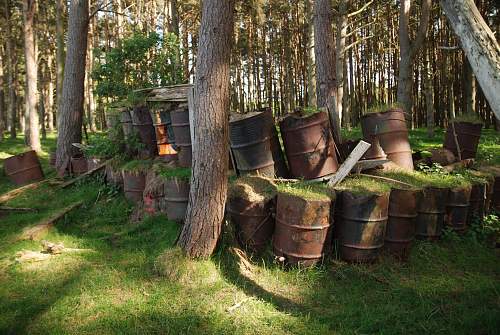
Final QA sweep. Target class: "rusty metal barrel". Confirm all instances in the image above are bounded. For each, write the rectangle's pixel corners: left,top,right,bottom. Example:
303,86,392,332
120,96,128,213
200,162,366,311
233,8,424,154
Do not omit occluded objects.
228,196,275,253
444,122,482,159
415,187,449,239
131,105,158,158
120,109,134,138
337,191,389,263
280,112,339,180
164,178,190,222
385,188,420,259
273,191,333,267
360,108,414,170
49,151,57,168
229,112,275,177
70,157,88,175
261,108,289,178
150,105,177,160
468,182,487,224
492,175,500,212
446,186,472,233
122,171,146,203
4,150,44,185
170,104,192,168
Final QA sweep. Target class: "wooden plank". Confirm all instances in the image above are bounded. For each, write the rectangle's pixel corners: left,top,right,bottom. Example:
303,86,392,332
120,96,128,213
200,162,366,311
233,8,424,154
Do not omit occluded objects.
0,179,49,204
60,161,108,189
327,140,371,187
359,173,414,188
19,201,84,240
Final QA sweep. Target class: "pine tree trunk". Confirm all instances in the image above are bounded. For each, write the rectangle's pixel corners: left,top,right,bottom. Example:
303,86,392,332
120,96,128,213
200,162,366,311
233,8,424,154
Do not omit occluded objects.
305,0,316,107
313,0,336,108
0,52,4,140
335,1,348,126
440,0,500,120
56,0,89,175
424,49,434,138
4,0,16,139
56,0,65,127
178,0,235,259
397,0,431,120
23,0,41,151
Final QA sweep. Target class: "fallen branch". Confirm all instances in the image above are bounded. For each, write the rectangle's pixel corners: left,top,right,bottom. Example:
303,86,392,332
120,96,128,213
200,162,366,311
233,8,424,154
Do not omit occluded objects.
0,206,37,214
0,179,49,204
19,201,84,240
359,173,414,188
60,161,108,189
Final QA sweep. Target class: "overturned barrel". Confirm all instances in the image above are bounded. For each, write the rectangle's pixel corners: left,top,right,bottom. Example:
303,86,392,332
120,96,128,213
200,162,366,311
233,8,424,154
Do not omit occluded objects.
446,185,472,233
131,105,158,158
280,111,339,180
273,185,334,267
337,189,389,263
228,177,277,253
444,121,482,160
4,150,44,185
415,187,449,240
385,187,420,259
361,107,414,170
229,112,275,177
170,104,192,168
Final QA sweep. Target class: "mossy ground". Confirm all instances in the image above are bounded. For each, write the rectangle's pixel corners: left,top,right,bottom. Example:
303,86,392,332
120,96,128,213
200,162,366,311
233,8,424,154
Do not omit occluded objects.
0,132,499,334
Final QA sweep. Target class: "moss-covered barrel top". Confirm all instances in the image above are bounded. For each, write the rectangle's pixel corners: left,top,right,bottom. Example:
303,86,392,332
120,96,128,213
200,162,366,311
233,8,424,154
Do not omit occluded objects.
374,169,472,189
228,176,277,202
121,159,153,174
277,182,335,201
335,175,391,195
153,164,191,181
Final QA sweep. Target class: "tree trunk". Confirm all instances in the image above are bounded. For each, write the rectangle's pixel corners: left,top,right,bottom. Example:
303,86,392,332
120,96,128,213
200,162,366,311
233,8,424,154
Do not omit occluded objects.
178,0,235,259
56,0,65,127
424,49,434,138
56,0,89,175
305,0,316,107
335,1,348,126
313,0,336,108
440,0,500,120
397,0,431,120
463,60,476,116
4,0,16,139
23,0,41,151
0,52,4,140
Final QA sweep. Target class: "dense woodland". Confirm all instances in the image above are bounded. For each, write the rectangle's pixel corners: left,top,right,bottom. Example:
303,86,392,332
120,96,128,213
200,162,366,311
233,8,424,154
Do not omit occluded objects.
0,0,498,144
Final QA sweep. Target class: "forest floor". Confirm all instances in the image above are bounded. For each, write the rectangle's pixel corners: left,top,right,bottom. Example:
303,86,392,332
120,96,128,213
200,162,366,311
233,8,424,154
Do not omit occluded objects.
0,130,499,335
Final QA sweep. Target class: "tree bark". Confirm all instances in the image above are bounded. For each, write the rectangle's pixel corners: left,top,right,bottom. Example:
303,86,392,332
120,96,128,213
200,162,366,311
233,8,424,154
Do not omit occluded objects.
23,0,41,151
56,0,65,127
424,49,434,138
178,0,235,259
4,0,16,139
305,0,316,107
0,51,5,140
335,1,348,126
313,0,336,108
440,0,500,120
397,0,431,120
56,0,89,175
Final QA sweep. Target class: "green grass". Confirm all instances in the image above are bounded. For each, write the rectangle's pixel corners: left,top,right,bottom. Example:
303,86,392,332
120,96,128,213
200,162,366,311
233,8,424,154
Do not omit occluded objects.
0,132,499,334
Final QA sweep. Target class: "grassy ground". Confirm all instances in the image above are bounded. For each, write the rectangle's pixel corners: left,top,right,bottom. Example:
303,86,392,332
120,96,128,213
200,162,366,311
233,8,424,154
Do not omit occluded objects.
0,130,499,335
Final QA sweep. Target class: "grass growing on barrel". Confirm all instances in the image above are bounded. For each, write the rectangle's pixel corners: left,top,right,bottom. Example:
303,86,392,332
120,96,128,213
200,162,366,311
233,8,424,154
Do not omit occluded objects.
277,181,334,200
0,136,499,334
228,176,277,201
153,164,192,181
336,175,392,194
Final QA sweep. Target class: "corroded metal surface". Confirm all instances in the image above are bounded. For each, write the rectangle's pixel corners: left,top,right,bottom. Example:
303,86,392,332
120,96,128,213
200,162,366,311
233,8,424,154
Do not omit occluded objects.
228,196,275,253
444,122,482,159
415,187,449,239
273,192,333,267
164,178,190,222
385,188,420,259
122,171,146,204
230,112,275,177
120,109,134,138
87,157,103,171
446,186,472,233
361,108,414,170
338,191,389,263
280,112,339,180
105,164,123,188
170,105,192,168
468,182,486,224
493,176,500,212
70,157,88,175
131,105,158,157
4,151,44,185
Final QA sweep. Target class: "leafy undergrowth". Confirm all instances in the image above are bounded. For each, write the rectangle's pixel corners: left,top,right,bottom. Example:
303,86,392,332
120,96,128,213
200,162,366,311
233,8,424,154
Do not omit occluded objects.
0,133,499,334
